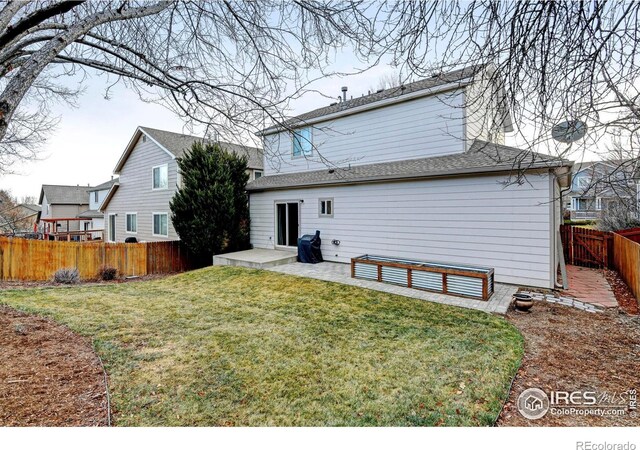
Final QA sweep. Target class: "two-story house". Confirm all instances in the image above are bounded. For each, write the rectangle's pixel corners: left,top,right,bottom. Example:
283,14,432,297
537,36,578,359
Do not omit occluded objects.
78,178,118,238
246,66,573,289
565,161,639,221
101,126,263,242
38,184,90,234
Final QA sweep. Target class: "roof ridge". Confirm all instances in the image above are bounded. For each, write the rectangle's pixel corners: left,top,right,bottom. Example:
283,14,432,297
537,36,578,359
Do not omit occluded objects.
140,126,263,151
261,65,485,133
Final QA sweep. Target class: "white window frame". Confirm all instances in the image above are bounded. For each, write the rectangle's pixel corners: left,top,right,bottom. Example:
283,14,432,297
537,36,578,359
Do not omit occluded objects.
93,191,99,203
125,212,137,234
274,200,301,248
291,127,313,158
577,175,590,189
254,170,263,180
108,213,116,242
152,212,169,237
318,198,334,218
152,164,169,190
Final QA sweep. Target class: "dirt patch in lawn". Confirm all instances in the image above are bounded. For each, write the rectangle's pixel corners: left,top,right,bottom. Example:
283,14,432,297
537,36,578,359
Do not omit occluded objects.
604,269,639,315
0,306,108,426
498,302,640,426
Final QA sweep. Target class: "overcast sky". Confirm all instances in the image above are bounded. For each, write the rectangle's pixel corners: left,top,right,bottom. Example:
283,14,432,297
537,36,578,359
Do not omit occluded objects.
0,58,402,200
0,57,600,201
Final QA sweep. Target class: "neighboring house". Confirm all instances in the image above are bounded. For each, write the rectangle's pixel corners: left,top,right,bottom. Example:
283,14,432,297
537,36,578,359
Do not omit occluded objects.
38,184,90,234
0,203,41,233
101,126,263,242
565,160,639,221
247,66,573,289
78,178,119,239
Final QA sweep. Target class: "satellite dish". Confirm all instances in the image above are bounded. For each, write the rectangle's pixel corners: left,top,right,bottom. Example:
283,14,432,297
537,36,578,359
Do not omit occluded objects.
552,120,587,144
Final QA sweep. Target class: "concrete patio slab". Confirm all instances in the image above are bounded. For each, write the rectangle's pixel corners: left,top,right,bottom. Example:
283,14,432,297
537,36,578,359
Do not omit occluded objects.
266,261,516,314
213,248,297,269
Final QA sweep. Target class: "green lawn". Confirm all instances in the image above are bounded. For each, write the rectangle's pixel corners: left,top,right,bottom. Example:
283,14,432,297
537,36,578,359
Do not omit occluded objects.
1,266,523,426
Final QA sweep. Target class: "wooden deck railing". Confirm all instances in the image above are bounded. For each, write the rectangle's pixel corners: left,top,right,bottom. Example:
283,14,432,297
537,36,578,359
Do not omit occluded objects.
0,237,195,281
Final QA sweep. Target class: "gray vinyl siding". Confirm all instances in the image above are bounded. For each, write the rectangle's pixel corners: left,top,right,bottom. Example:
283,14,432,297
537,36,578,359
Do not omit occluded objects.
104,136,178,242
89,188,109,211
263,90,467,175
465,74,506,145
40,198,89,231
249,172,556,288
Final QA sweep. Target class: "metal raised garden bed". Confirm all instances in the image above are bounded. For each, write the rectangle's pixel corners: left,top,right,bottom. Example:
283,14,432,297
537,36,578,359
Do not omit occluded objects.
351,255,494,300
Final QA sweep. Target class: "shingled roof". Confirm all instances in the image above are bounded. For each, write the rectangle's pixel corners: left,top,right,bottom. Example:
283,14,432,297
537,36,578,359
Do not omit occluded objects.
246,140,572,192
114,127,264,173
261,65,483,135
38,185,89,205
141,127,263,169
88,178,118,192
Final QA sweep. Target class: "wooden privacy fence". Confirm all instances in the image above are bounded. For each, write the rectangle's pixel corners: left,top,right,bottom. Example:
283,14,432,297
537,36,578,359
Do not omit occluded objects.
0,237,195,281
612,233,640,300
559,225,612,268
560,225,640,301
617,227,640,244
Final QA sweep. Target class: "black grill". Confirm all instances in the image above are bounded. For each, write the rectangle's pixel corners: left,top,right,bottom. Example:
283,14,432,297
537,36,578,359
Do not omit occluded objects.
297,230,323,264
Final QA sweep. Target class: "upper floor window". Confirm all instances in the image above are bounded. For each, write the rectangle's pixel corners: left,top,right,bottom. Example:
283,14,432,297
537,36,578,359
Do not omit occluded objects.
93,191,98,203
152,164,168,190
254,170,263,180
292,127,312,158
573,174,590,190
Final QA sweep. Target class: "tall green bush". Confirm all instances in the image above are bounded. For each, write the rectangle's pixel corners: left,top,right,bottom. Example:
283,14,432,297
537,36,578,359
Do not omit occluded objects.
170,142,250,262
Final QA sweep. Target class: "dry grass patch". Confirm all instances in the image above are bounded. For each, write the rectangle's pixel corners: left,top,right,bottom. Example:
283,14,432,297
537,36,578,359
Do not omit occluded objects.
1,266,522,426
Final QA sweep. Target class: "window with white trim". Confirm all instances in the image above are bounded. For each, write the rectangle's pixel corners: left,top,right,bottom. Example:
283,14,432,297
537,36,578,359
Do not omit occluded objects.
94,191,98,203
126,213,137,233
152,213,168,237
152,164,168,190
319,198,333,217
292,127,312,157
254,170,263,179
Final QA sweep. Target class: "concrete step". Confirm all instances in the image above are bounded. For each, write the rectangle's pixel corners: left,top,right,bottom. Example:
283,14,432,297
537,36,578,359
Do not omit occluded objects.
213,248,297,269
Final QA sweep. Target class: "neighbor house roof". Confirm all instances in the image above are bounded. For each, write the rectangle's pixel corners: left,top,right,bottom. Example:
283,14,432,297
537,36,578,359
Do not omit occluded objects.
260,65,485,135
77,209,104,219
88,178,118,192
113,126,264,173
97,181,119,213
38,185,90,205
246,140,572,192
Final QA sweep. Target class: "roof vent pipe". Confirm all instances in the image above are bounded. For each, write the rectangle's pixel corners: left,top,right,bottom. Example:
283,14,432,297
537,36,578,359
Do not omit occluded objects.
341,86,347,102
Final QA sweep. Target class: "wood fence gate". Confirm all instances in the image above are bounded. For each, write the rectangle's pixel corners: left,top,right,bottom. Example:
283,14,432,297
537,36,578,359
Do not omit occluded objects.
559,225,612,268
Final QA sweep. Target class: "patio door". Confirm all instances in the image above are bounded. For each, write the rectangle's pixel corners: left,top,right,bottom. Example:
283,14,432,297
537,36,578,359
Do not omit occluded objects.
108,214,116,242
275,202,299,247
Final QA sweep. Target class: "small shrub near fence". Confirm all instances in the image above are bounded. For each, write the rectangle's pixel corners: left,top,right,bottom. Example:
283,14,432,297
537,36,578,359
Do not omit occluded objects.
98,265,118,281
0,237,196,281
53,267,80,284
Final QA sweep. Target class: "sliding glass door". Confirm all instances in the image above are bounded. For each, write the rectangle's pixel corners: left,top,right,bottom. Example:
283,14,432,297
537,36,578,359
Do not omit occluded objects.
275,202,300,247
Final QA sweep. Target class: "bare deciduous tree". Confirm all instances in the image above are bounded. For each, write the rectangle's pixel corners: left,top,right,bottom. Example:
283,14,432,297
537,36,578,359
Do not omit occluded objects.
376,1,640,166
0,1,376,173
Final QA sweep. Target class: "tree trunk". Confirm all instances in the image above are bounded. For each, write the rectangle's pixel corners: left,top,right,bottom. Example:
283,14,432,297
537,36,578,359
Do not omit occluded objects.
0,1,171,143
